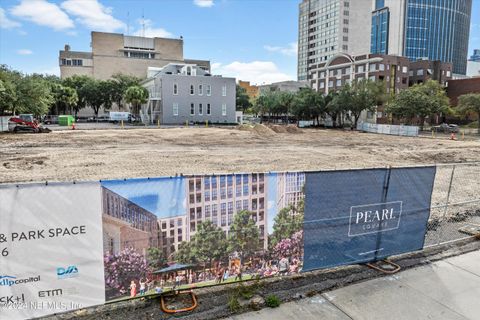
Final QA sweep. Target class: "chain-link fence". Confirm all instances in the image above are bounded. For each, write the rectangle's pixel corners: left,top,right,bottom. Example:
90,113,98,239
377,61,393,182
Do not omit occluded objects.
425,162,480,247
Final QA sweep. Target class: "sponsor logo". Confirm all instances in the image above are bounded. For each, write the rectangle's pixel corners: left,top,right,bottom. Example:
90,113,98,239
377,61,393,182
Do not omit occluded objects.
348,201,403,237
0,293,26,305
57,266,78,279
38,289,63,298
0,275,41,287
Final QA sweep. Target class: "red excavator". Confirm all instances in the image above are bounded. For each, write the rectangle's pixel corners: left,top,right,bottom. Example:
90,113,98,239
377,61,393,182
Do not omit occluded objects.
9,114,51,133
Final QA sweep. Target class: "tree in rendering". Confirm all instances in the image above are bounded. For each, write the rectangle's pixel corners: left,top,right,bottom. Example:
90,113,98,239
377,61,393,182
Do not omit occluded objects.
269,202,304,249
124,85,149,118
191,220,229,267
146,247,167,271
104,247,149,299
228,210,261,261
457,93,480,135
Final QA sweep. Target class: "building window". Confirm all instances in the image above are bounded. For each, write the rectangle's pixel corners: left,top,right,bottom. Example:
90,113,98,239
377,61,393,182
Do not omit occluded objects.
199,103,203,115
173,83,178,95
320,71,325,78
207,103,211,115
336,79,341,86
379,64,385,71
190,103,195,116
328,80,333,87
402,66,408,73
222,84,227,96
357,65,365,73
173,103,179,116
222,104,227,116
190,85,195,95
319,81,325,89
206,85,211,96
198,84,203,95
369,75,376,81
417,69,424,76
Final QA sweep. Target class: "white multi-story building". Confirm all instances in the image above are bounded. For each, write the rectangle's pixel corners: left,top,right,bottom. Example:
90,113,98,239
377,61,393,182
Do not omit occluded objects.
298,0,372,81
276,172,305,212
158,173,268,257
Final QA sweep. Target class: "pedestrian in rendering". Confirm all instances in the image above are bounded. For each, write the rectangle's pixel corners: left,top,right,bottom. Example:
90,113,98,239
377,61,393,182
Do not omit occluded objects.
129,280,137,297
139,278,147,295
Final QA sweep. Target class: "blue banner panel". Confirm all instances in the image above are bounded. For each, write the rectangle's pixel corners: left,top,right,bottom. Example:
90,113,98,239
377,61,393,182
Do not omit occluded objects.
302,167,436,272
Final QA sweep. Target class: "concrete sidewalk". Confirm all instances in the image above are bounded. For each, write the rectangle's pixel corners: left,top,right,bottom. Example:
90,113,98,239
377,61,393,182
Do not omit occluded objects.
229,250,480,320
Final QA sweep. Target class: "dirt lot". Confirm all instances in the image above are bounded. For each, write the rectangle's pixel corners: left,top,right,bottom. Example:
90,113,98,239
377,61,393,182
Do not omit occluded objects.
1,126,479,184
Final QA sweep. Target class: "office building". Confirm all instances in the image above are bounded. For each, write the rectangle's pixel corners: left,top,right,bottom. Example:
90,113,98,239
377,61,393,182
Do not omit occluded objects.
142,63,236,124
258,81,309,94
59,31,210,80
238,81,260,101
467,61,480,78
297,0,372,81
471,49,480,62
370,0,472,75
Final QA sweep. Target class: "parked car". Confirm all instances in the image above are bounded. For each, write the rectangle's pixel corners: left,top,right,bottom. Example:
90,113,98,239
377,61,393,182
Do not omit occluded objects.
432,123,459,133
43,115,58,124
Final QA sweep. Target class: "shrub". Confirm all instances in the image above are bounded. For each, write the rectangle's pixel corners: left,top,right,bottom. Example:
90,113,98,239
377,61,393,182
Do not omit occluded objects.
265,294,281,308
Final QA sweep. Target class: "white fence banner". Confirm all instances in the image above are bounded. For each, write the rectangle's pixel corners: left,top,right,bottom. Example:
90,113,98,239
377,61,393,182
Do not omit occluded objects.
0,182,105,319
0,116,10,132
357,122,419,137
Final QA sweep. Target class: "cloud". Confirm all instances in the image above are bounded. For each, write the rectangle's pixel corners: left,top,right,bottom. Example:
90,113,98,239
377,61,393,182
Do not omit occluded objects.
264,42,298,56
212,61,294,85
17,49,33,55
10,0,74,31
61,0,125,32
0,7,21,29
133,19,173,38
194,0,214,8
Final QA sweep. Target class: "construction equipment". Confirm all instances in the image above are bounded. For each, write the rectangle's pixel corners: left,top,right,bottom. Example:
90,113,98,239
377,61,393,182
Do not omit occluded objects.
9,114,51,133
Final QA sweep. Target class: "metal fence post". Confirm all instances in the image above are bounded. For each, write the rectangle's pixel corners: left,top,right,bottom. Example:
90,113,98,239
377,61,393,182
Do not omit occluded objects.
439,165,456,245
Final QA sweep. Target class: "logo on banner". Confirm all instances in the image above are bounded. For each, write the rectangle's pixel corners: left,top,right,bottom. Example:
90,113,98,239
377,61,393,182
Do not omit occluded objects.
57,266,79,279
348,201,403,237
38,288,63,297
0,275,41,286
0,293,26,305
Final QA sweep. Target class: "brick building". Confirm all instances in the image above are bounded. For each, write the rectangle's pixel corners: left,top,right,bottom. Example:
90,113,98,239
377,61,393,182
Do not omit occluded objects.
447,78,480,107
102,188,160,256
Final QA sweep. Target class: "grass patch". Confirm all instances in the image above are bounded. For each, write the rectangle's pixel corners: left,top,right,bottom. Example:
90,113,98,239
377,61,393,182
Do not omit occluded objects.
265,294,281,308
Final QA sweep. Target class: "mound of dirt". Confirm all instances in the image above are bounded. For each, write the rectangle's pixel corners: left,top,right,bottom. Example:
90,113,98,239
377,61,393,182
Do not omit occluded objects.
286,125,303,134
237,124,276,136
267,125,288,133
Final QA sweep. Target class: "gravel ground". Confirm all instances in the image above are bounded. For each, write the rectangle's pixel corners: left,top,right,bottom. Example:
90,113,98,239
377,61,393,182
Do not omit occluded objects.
0,126,479,184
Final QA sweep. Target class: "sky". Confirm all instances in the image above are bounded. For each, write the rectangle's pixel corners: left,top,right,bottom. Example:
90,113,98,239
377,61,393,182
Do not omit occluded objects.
0,0,479,85
101,177,187,218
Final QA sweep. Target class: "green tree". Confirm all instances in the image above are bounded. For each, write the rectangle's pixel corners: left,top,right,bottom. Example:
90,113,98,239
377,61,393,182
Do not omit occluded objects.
15,75,53,116
82,78,104,118
0,78,17,115
146,247,167,271
51,84,79,115
292,88,316,122
386,80,450,129
228,210,261,261
110,74,142,110
457,93,480,134
63,75,92,116
277,91,295,123
124,85,149,117
191,220,228,267
236,85,252,112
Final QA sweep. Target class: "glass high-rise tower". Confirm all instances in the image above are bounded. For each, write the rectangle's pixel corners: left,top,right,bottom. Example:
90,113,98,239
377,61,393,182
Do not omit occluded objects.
370,0,472,75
